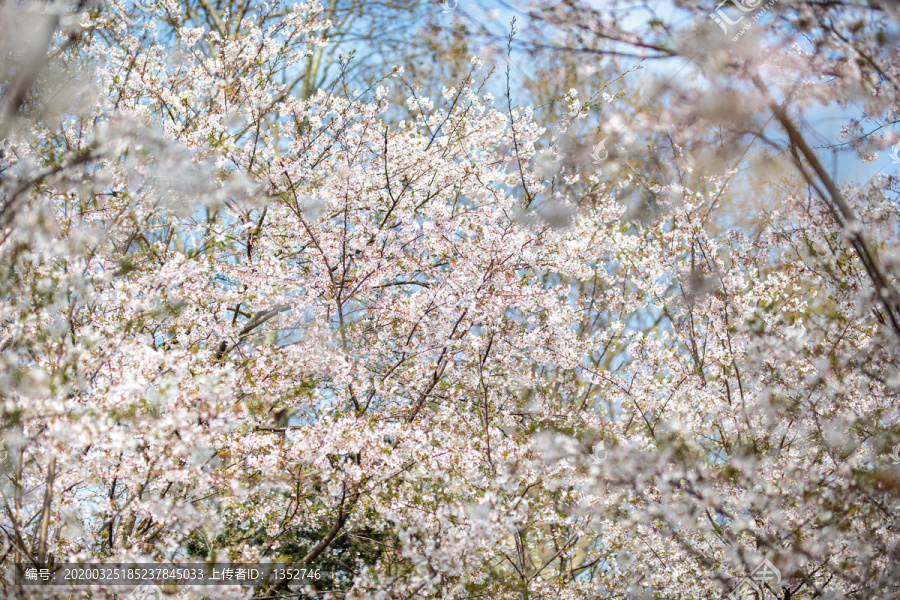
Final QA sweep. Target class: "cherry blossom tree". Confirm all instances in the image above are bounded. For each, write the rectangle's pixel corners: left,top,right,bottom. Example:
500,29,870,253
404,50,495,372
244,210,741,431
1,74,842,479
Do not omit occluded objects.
1,0,899,599
495,1,900,599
